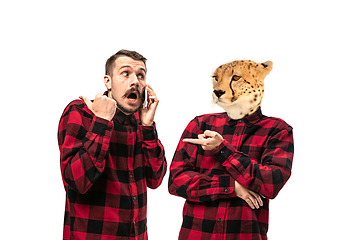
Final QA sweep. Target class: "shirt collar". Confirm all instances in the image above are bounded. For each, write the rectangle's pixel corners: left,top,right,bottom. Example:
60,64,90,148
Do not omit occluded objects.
227,107,263,127
113,109,130,124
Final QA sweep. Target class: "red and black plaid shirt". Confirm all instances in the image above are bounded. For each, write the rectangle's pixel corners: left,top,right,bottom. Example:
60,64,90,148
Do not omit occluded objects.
168,108,294,240
58,98,167,240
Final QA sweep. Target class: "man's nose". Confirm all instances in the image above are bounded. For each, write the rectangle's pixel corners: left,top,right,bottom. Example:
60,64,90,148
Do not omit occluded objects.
130,74,140,87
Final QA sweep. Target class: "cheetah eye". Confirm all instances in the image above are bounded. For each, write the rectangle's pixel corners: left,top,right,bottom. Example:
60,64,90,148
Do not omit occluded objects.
232,75,241,81
212,75,218,82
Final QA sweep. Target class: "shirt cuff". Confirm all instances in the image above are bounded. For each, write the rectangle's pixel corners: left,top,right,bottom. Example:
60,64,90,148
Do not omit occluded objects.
139,122,158,141
90,115,114,137
212,139,237,165
219,175,236,197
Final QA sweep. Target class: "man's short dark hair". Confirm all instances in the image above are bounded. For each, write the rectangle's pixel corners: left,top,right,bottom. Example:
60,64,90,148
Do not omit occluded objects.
105,49,147,76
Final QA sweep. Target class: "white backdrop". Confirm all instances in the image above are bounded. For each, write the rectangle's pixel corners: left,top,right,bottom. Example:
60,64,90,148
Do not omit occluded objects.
1,1,338,239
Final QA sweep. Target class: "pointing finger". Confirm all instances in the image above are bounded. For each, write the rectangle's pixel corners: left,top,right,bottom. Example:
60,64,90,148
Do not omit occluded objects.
183,138,206,145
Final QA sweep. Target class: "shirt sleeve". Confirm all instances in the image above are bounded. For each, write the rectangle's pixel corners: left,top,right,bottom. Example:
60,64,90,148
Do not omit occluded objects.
139,123,167,189
168,118,236,202
58,100,114,194
213,125,294,199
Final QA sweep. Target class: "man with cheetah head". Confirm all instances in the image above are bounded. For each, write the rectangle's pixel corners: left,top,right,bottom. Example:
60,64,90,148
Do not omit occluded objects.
169,60,294,240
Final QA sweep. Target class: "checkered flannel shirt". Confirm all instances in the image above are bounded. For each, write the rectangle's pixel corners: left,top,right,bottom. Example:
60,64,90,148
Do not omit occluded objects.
168,108,294,240
58,98,167,240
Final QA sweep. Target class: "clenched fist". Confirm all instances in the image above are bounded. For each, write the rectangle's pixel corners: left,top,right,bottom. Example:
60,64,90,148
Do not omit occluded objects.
79,93,116,121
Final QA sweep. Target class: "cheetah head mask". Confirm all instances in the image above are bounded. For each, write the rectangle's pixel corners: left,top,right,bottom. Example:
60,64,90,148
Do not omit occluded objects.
212,60,273,120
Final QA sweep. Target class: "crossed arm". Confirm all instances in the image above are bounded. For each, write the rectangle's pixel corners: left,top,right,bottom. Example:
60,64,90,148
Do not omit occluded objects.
183,130,263,209
170,124,293,209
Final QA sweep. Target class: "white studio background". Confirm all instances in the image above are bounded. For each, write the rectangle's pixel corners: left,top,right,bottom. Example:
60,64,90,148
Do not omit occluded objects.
1,1,338,239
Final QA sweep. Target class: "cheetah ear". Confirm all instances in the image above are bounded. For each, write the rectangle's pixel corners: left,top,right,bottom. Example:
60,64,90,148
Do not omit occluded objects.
261,61,273,75
261,61,272,68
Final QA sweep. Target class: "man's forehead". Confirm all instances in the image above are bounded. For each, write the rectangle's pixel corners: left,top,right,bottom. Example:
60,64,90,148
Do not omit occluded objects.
115,56,146,71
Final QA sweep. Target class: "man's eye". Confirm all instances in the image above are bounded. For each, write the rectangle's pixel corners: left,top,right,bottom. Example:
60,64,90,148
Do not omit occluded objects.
232,75,241,81
138,74,144,80
212,75,218,82
122,72,129,77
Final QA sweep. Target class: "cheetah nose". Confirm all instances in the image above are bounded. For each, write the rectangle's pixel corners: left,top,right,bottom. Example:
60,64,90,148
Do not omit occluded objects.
214,90,225,98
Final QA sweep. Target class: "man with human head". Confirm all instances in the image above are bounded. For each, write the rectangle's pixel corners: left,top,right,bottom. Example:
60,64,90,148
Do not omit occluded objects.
58,49,167,239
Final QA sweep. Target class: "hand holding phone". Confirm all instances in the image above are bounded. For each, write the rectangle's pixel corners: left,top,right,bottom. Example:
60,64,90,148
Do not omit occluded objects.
139,84,159,126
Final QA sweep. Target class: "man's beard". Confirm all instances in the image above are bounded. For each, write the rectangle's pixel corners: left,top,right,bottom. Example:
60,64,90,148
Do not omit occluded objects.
113,87,145,115
116,101,138,115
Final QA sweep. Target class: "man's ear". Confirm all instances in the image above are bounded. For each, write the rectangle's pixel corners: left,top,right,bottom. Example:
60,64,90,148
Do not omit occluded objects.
104,75,112,90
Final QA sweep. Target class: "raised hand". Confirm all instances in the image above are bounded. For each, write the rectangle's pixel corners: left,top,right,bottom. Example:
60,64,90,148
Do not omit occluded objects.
183,130,224,151
139,84,159,126
79,93,117,121
234,180,263,209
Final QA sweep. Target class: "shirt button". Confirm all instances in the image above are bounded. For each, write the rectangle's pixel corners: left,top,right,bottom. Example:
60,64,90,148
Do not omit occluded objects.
239,120,243,123
133,196,137,200
130,174,133,178
225,189,228,193
217,218,221,222
220,150,225,154
236,133,239,136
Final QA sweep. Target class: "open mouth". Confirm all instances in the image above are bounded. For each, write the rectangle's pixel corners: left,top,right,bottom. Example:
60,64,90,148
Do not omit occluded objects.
127,92,138,100
123,87,143,105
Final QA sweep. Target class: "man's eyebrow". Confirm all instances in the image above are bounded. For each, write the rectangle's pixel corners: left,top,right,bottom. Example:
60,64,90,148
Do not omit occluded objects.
120,65,146,73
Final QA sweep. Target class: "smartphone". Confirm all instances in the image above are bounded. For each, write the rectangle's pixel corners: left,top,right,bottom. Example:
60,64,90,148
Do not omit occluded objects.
143,87,148,108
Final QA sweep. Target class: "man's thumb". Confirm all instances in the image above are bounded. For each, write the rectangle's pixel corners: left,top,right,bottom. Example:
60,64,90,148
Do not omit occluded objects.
79,95,92,109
